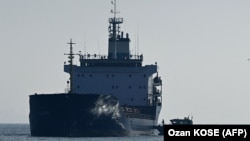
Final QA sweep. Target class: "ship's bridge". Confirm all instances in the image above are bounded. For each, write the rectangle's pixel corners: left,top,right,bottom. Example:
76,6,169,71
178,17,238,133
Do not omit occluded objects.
79,54,143,67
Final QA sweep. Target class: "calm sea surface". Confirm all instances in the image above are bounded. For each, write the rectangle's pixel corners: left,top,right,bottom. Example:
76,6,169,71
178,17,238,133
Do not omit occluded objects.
0,124,163,141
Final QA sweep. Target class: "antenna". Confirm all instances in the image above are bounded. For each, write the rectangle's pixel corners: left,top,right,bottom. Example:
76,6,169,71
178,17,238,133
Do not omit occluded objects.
137,26,139,57
97,37,100,56
134,30,137,57
134,26,140,59
109,0,123,59
111,0,119,18
64,39,79,94
111,0,118,59
84,33,87,58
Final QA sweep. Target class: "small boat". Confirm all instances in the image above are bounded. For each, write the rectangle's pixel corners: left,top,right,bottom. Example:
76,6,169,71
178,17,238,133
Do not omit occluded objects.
155,116,193,135
170,116,193,125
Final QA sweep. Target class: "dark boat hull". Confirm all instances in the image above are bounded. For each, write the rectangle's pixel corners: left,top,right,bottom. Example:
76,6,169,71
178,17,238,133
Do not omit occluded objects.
29,94,159,137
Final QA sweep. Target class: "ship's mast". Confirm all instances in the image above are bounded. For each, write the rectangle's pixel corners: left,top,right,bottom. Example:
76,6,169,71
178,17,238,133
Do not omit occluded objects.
65,39,76,94
111,0,118,18
109,0,123,59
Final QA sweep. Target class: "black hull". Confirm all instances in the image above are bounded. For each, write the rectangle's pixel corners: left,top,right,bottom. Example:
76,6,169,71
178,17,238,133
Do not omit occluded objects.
29,94,159,137
29,94,128,137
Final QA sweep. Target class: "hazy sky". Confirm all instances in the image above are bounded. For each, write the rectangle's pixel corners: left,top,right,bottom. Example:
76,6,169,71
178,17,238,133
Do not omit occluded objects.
1,0,250,124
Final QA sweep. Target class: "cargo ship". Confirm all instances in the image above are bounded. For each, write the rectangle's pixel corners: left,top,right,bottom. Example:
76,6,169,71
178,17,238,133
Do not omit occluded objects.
29,0,162,137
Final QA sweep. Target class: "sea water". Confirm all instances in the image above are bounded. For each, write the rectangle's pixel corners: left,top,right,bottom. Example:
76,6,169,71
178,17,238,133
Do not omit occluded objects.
0,124,163,141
